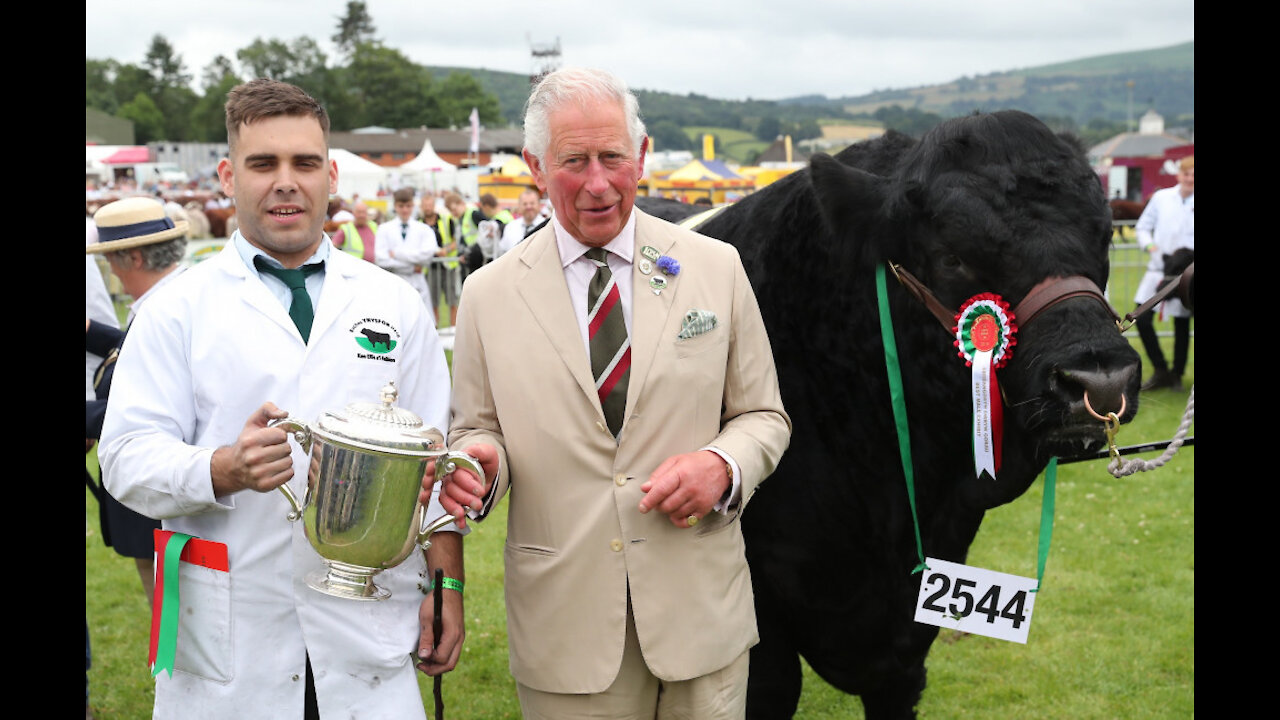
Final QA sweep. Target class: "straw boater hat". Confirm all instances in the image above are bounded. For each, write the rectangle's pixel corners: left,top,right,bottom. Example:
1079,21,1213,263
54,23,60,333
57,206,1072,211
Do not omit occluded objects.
86,197,189,254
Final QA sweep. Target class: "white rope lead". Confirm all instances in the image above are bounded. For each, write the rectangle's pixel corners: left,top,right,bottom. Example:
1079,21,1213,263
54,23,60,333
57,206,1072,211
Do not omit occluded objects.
1107,385,1194,477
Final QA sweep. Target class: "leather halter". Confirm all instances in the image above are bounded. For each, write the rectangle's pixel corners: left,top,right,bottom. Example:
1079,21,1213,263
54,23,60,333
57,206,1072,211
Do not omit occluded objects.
887,261,1120,333
1120,263,1194,332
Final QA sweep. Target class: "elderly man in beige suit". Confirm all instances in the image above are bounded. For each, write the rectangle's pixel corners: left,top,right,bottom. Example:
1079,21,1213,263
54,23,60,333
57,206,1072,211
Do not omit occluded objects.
428,66,791,719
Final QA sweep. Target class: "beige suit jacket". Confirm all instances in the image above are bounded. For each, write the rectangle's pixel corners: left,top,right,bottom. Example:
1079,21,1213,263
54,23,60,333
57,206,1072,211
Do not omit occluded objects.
448,208,791,693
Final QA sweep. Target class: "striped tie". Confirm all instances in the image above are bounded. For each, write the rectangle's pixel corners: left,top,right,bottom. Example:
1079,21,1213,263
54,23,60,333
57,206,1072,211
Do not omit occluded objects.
586,247,630,437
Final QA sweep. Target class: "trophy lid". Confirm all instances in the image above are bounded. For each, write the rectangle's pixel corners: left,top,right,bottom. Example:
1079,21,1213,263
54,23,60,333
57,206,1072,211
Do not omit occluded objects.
315,381,445,455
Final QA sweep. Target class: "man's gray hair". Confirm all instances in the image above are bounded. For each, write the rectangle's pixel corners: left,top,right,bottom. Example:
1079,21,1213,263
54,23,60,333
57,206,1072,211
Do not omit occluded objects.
107,236,187,272
522,67,646,165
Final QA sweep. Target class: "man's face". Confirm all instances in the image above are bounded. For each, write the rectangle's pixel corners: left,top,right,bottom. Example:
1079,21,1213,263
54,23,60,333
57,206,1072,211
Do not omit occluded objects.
446,201,466,219
420,194,436,217
395,201,413,222
524,100,646,248
218,115,337,267
518,192,541,223
354,203,369,226
1177,166,1194,196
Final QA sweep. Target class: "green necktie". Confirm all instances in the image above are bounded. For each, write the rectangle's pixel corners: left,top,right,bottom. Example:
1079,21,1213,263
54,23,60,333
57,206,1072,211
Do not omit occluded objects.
585,248,630,437
254,256,324,343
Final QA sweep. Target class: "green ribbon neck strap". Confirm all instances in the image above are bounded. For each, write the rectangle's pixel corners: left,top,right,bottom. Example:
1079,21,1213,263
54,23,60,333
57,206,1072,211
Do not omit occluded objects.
876,263,1057,583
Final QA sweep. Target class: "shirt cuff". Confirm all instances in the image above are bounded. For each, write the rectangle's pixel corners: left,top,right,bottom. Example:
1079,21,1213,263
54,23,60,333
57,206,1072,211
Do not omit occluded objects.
704,447,741,514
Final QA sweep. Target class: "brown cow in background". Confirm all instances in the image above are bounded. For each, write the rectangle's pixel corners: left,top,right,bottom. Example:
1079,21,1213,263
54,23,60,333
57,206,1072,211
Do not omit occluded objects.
1109,198,1147,240
203,207,237,239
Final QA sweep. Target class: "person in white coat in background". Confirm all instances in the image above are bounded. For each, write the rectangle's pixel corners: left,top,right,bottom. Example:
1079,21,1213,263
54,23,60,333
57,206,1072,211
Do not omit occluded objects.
99,78,466,720
375,186,440,319
1132,155,1194,391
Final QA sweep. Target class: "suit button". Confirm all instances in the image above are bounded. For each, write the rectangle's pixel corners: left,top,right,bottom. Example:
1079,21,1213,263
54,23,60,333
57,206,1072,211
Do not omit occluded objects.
610,539,623,552
614,473,627,486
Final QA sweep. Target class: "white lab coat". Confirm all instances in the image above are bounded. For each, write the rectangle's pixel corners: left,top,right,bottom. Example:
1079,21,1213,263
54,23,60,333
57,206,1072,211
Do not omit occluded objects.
375,218,439,315
100,240,455,719
1133,185,1194,318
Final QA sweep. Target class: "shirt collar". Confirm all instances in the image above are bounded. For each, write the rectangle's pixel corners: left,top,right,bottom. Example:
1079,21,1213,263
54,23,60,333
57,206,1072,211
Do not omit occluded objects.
233,230,330,272
554,211,636,269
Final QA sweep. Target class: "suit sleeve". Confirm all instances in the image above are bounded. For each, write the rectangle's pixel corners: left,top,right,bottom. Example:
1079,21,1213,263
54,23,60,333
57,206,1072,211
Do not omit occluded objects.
445,278,510,518
711,247,792,506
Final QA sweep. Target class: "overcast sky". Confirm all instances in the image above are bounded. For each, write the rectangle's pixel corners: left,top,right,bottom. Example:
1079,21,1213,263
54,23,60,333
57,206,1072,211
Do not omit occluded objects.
86,0,1194,102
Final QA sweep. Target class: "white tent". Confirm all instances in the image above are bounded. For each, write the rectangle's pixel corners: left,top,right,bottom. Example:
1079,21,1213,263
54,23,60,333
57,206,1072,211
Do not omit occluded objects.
330,148,391,200
396,138,458,194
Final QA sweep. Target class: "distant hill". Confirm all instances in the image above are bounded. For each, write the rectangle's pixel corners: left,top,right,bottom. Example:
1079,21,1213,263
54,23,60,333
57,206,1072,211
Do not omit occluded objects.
779,41,1193,127
430,41,1192,133
423,66,535,125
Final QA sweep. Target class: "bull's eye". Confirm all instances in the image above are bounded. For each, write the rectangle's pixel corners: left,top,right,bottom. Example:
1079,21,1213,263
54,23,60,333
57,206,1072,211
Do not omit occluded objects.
940,254,964,271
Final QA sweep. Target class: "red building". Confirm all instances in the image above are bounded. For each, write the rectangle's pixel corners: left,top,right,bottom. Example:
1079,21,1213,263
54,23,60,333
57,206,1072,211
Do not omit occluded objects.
1089,110,1193,203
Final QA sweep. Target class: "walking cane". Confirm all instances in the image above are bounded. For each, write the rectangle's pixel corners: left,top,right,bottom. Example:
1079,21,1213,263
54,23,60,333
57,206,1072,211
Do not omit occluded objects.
433,568,445,720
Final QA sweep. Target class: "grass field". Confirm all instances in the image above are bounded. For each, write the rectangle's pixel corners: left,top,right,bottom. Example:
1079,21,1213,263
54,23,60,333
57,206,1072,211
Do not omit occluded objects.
86,244,1192,718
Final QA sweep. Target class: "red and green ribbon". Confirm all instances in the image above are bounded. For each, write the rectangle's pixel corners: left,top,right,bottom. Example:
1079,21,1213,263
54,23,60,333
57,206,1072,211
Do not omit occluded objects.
953,294,1016,480
149,530,193,678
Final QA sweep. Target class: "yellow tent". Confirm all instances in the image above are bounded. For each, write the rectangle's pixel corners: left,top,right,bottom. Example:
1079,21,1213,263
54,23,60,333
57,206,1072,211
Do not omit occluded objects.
644,158,754,204
478,155,537,207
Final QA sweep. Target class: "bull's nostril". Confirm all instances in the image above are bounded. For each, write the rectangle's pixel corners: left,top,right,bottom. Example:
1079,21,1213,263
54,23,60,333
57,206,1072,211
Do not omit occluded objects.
1060,366,1135,416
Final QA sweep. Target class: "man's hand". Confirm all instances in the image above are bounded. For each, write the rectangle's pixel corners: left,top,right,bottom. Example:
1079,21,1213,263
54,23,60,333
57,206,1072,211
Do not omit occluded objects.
639,450,731,528
210,402,294,496
415,582,465,676
422,444,499,530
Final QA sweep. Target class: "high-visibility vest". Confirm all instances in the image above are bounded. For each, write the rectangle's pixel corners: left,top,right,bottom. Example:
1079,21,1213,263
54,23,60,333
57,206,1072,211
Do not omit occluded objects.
462,208,512,247
427,215,458,271
339,220,377,258
460,208,481,247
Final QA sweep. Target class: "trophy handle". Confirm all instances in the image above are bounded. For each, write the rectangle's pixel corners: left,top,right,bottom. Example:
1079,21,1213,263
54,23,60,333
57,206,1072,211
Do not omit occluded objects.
268,417,312,522
418,451,484,548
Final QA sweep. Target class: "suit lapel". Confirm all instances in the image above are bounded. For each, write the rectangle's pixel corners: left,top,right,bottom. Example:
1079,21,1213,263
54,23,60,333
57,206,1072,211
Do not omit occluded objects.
312,252,354,342
625,210,680,423
515,228,601,405
214,244,293,337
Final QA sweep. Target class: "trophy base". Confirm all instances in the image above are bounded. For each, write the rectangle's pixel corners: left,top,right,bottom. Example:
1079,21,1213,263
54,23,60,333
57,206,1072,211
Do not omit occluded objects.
306,561,391,601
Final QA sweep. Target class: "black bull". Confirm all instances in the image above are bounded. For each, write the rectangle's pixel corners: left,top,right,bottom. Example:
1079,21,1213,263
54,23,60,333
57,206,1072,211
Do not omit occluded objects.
637,110,1141,719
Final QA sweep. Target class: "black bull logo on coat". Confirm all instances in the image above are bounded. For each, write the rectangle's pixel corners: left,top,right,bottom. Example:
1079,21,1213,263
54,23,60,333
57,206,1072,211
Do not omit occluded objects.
636,110,1141,719
360,328,392,352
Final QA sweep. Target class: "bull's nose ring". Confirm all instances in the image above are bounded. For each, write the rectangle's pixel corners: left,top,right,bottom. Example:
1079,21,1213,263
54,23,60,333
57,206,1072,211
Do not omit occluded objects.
1082,392,1126,422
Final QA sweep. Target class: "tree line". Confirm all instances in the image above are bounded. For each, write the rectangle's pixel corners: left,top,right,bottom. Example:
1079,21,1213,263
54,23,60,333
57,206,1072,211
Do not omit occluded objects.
86,1,504,145
86,1,1149,151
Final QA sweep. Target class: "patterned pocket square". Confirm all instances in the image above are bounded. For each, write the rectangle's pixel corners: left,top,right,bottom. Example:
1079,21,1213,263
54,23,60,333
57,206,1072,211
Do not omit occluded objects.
677,309,718,339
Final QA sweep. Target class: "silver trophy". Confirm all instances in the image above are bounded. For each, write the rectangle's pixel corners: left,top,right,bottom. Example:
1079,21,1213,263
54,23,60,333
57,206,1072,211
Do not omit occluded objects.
270,382,481,601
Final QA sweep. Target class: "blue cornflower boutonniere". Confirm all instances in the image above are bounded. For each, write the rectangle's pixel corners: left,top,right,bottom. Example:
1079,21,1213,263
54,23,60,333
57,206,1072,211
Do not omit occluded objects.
656,255,680,276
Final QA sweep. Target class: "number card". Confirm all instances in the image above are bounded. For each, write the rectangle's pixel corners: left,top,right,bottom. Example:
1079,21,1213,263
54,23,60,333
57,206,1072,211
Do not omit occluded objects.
914,557,1038,644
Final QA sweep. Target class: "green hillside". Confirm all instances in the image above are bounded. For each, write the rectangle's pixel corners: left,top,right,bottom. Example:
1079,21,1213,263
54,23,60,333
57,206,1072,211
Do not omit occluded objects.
808,41,1193,127
430,41,1192,145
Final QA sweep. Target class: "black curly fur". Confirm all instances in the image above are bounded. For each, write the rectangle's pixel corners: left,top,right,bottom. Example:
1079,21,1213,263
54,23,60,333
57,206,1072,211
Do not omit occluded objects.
641,110,1141,719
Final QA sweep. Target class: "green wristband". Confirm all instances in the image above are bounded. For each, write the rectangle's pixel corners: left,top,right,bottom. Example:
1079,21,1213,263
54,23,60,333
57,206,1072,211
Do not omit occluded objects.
420,576,464,595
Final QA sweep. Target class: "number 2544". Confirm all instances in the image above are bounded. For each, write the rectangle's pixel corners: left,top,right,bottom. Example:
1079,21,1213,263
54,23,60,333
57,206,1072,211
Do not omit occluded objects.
920,572,1028,627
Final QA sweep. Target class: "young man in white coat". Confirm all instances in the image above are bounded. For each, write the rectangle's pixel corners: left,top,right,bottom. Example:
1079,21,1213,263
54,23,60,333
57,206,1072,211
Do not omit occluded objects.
376,186,440,317
99,78,466,720
428,67,791,718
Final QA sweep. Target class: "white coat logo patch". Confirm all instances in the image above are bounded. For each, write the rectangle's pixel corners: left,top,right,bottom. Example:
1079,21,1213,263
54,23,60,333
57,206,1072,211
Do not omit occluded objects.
350,318,400,361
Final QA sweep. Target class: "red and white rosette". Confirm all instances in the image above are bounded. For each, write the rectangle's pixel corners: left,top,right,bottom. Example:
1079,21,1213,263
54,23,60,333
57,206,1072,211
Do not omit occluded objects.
953,293,1017,480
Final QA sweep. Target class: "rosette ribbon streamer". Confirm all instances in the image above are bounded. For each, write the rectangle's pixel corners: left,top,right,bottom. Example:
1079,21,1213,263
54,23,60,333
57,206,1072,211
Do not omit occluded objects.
953,294,1017,479
149,530,193,678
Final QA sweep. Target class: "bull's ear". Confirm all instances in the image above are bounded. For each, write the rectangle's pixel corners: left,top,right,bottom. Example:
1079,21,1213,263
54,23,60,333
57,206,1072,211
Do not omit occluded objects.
808,153,889,237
